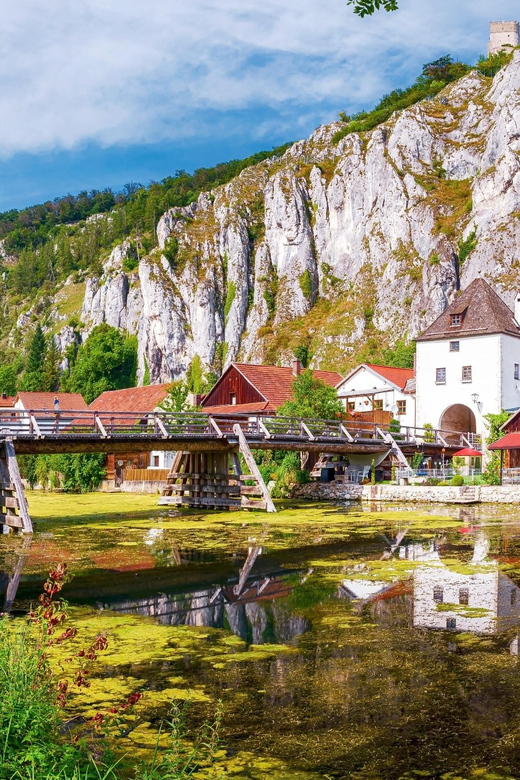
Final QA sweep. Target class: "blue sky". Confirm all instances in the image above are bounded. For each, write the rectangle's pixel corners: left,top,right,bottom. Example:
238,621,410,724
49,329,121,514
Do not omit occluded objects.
0,0,515,211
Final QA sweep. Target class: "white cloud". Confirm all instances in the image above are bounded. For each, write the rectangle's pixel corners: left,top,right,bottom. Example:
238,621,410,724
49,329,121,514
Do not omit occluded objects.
0,0,517,156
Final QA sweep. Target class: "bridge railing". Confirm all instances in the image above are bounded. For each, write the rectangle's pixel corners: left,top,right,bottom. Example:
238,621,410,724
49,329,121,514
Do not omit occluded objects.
0,408,480,449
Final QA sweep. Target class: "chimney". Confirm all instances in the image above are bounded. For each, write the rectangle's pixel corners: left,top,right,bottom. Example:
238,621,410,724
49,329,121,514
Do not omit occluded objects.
1,393,6,400
292,358,302,377
515,292,520,326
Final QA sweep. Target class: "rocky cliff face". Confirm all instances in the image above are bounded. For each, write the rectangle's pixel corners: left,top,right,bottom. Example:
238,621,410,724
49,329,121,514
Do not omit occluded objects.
79,53,520,383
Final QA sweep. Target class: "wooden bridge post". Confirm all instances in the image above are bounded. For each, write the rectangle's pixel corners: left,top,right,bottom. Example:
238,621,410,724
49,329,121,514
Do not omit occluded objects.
0,439,32,534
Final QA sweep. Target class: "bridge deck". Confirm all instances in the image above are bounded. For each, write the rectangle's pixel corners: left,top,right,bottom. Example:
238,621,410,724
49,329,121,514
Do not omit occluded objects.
0,409,479,455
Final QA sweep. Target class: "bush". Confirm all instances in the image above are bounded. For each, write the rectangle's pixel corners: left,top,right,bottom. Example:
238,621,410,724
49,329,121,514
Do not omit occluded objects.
424,477,441,486
451,475,464,486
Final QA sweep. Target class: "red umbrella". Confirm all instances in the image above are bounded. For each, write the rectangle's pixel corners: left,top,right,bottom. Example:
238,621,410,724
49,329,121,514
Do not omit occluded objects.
452,448,482,458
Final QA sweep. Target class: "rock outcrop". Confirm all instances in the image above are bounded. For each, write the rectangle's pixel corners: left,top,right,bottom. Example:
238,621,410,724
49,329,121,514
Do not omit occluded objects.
79,53,520,382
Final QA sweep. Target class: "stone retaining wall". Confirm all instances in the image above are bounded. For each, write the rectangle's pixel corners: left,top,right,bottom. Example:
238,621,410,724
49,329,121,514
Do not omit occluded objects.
292,482,520,504
291,483,364,501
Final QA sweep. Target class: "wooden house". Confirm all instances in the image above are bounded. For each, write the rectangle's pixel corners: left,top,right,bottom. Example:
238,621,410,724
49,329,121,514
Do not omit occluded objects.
201,360,342,416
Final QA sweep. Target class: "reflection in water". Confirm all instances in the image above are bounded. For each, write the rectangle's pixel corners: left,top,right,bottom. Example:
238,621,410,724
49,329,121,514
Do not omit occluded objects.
413,531,520,635
0,537,31,612
95,546,310,644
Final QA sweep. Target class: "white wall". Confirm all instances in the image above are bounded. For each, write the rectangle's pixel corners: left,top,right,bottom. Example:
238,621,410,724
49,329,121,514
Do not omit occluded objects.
149,450,176,470
336,366,415,428
416,334,504,436
500,333,520,411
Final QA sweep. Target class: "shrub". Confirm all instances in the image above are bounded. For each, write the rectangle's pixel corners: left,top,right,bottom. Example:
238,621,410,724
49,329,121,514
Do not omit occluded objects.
424,477,441,486
451,475,464,486
299,269,313,299
458,227,477,265
423,423,435,443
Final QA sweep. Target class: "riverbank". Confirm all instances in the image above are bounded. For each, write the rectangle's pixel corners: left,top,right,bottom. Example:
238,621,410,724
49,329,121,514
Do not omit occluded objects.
292,482,520,504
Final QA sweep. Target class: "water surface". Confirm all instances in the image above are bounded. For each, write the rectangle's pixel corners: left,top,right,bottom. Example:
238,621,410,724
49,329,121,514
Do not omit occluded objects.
3,497,520,779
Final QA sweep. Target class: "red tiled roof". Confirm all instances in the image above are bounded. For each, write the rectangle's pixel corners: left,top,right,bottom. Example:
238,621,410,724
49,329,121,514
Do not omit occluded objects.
417,278,520,341
16,392,87,411
202,402,271,415
0,395,16,408
229,364,342,409
489,433,520,450
89,385,171,413
363,364,415,391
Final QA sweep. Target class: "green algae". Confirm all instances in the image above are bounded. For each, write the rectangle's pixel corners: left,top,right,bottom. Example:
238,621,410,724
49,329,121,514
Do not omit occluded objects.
8,496,520,778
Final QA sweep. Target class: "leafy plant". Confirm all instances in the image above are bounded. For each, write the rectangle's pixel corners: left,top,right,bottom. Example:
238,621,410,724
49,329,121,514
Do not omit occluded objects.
423,423,435,443
63,324,137,404
458,227,477,265
299,269,313,299
224,281,237,321
278,370,343,420
346,0,398,16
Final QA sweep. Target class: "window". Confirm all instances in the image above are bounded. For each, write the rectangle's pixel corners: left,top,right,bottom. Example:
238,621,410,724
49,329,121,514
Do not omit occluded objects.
515,364,519,380
446,617,457,630
153,456,160,467
459,588,469,606
230,393,237,405
451,314,462,327
397,400,407,416
436,367,446,384
433,586,444,603
450,341,460,352
512,589,517,606
347,401,355,412
462,366,472,383
373,399,383,411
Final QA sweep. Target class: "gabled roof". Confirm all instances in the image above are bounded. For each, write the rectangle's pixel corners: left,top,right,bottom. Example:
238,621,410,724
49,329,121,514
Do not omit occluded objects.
417,278,520,342
16,392,87,411
364,364,415,391
89,385,171,412
336,363,414,393
202,363,342,411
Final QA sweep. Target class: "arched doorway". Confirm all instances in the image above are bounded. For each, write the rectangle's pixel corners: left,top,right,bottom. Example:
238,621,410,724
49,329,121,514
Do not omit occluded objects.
440,404,476,443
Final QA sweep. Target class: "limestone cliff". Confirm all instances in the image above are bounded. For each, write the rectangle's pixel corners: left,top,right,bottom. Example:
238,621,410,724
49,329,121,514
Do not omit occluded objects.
78,53,520,383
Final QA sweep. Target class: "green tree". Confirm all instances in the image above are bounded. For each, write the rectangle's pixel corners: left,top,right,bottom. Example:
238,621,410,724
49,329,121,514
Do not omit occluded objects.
160,380,190,412
483,410,510,485
381,340,415,369
41,336,60,392
186,354,206,394
22,324,47,391
346,0,398,16
64,324,137,404
294,344,311,369
278,370,343,419
0,364,17,396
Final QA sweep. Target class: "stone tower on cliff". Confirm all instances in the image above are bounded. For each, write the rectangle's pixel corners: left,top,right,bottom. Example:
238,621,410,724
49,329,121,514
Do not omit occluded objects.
489,21,519,55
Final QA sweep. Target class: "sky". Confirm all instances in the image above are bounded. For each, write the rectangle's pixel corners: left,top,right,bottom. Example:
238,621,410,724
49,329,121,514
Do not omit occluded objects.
0,0,515,211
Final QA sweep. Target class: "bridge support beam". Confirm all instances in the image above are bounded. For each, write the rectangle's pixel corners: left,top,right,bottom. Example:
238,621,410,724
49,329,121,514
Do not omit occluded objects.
0,439,32,534
158,443,275,513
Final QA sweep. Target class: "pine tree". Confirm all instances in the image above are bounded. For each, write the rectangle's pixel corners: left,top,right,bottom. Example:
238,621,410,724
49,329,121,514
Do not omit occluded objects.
42,337,60,392
22,325,47,391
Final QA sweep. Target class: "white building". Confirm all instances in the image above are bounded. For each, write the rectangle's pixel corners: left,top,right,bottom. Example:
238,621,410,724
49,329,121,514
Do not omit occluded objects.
336,363,416,428
415,278,520,443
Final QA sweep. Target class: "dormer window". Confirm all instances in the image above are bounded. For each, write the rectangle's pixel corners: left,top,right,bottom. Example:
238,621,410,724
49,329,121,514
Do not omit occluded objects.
451,314,462,327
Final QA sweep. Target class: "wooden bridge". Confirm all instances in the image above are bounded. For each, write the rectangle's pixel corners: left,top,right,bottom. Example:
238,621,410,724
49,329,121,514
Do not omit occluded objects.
0,408,478,534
